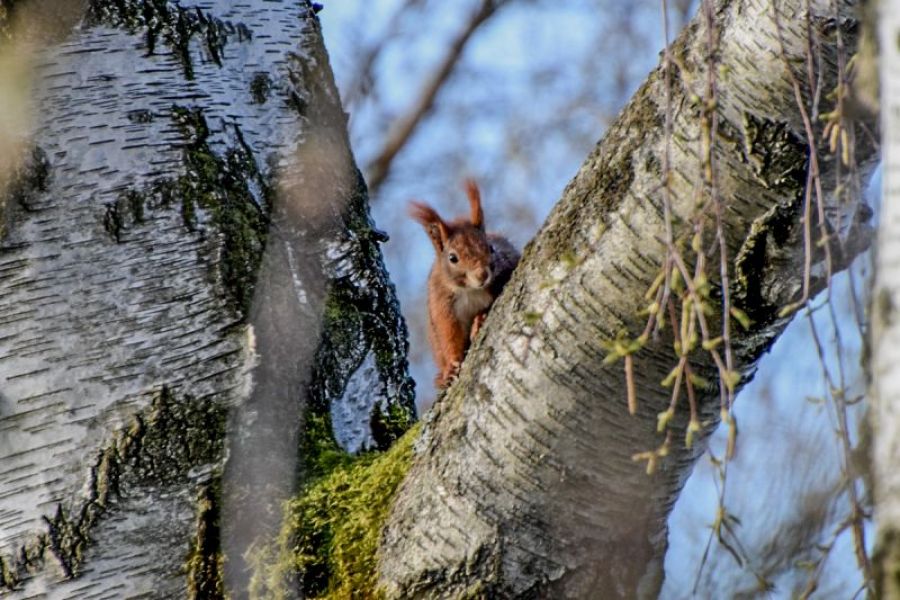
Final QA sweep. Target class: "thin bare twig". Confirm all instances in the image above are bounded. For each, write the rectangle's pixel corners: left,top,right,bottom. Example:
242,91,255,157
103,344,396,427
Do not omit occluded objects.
772,0,834,311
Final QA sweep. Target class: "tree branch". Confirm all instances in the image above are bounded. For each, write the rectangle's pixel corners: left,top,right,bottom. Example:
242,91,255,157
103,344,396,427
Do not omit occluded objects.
378,0,878,596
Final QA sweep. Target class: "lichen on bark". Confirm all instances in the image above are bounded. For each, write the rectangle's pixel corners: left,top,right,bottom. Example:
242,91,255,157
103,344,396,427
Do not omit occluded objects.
172,105,272,318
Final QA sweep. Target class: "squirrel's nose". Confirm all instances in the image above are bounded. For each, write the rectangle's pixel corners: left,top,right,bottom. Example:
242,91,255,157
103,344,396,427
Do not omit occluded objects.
476,267,491,286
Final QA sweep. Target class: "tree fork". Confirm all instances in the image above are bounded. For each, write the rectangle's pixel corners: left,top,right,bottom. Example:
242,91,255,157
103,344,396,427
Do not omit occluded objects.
379,0,877,597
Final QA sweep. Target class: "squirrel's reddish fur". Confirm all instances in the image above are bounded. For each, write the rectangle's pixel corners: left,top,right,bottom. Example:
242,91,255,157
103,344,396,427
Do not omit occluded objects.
409,179,520,388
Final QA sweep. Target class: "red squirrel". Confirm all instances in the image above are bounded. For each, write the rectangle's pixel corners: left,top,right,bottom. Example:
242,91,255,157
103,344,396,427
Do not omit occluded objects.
409,179,520,388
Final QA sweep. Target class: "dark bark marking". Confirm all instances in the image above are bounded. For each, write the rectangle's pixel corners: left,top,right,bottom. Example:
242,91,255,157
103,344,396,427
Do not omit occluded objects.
874,527,900,600
186,481,225,600
86,0,250,81
3,386,226,590
249,72,272,105
2,146,51,239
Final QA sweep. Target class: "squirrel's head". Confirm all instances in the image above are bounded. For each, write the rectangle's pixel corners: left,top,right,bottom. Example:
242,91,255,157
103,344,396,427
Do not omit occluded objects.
409,179,493,290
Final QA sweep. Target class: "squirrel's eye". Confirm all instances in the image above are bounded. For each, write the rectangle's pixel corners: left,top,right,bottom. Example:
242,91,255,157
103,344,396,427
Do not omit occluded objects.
448,253,459,264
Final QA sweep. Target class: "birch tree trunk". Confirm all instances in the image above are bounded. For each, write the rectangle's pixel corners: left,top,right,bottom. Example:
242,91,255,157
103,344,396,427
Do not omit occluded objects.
379,0,878,596
871,0,900,596
0,1,413,598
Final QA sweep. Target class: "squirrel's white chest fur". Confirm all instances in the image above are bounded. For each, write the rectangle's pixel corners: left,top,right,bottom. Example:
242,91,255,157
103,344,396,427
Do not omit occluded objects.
453,287,492,333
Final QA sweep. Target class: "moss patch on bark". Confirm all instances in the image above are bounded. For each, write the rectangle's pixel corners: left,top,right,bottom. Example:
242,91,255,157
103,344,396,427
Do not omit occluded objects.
249,424,421,599
173,105,271,318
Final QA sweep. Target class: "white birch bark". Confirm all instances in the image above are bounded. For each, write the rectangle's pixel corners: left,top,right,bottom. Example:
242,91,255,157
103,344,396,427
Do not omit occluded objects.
0,2,413,598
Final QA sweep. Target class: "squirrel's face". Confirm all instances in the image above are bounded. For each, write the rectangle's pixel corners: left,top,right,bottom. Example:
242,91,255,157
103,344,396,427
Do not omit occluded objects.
443,226,492,290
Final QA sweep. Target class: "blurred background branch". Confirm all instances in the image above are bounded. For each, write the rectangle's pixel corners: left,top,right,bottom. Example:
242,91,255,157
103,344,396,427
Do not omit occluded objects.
365,0,511,195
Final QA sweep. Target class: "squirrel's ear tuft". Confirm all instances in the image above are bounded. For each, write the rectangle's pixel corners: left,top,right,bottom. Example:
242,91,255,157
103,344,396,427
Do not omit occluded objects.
409,201,449,252
464,179,484,231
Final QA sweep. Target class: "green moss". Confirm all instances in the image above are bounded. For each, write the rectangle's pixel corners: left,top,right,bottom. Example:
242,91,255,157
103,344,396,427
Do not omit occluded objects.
301,410,354,480
95,105,270,320
249,424,421,600
299,280,411,469
117,105,271,317
369,401,414,451
175,106,270,317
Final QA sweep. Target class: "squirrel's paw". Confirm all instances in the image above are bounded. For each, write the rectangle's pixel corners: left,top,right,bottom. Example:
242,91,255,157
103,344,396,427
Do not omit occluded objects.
470,313,486,341
436,361,462,389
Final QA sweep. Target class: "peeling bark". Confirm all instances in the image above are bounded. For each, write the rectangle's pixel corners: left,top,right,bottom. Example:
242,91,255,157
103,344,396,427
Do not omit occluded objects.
379,0,877,597
0,1,412,597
